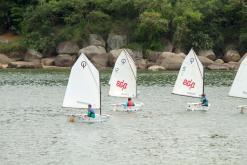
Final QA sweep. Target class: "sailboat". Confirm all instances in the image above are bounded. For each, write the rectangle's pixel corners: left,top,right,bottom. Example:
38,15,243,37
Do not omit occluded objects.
109,49,144,112
229,56,247,113
63,53,109,122
172,48,210,111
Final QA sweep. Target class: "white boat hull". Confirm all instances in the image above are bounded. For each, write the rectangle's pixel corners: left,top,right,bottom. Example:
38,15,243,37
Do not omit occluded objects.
111,102,144,112
68,114,110,123
186,102,210,111
237,105,247,113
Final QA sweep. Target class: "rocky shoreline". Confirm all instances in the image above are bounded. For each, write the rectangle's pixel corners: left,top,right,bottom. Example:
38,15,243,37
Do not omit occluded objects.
0,34,246,71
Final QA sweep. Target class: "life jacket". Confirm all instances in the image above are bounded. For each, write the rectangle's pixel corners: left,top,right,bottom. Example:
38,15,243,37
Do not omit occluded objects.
127,100,134,106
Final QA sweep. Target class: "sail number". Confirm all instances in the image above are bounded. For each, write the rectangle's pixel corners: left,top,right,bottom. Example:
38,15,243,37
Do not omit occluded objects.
183,79,195,89
116,80,128,90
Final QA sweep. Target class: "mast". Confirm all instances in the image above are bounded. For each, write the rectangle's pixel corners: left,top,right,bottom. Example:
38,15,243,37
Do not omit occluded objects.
99,72,102,115
202,66,205,95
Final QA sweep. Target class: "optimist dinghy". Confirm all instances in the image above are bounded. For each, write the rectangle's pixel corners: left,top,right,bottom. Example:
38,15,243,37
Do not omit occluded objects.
109,49,144,112
172,48,210,111
63,53,109,123
229,56,247,113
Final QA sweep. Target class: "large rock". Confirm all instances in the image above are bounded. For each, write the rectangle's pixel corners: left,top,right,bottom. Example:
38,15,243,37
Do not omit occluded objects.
54,54,73,67
157,52,184,70
107,34,127,51
89,34,105,47
41,58,55,66
207,63,230,70
136,59,147,69
214,59,224,64
91,53,109,69
79,45,106,59
0,53,15,64
146,50,162,62
198,56,214,66
199,50,216,60
8,61,42,69
24,49,43,63
223,50,241,62
7,51,25,60
148,65,165,71
57,41,79,54
132,50,143,60
226,62,240,70
0,63,8,69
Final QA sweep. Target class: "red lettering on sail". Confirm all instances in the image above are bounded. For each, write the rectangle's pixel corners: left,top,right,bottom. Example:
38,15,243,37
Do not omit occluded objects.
183,79,195,89
116,80,128,90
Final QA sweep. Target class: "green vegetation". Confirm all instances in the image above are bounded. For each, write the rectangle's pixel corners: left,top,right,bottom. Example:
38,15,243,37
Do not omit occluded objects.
0,0,246,54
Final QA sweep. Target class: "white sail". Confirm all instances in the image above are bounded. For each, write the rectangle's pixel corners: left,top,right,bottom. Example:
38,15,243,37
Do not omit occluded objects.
109,49,137,98
109,49,136,85
62,53,100,109
229,56,247,98
172,49,204,98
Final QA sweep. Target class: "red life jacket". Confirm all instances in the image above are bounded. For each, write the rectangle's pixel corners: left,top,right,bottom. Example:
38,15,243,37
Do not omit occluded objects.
127,100,134,106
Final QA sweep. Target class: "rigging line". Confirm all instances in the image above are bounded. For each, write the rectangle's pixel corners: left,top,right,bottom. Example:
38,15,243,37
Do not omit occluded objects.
124,49,137,80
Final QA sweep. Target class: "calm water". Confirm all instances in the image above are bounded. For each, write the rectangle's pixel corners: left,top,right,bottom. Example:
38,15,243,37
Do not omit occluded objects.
0,69,246,165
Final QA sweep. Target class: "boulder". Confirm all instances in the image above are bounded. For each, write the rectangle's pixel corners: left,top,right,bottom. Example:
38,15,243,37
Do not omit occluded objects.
41,58,55,66
89,34,105,47
223,50,241,62
132,50,143,60
157,52,176,63
57,41,79,54
107,34,127,51
0,53,15,64
24,49,43,63
91,53,109,69
226,62,240,70
146,50,162,62
198,56,214,66
7,51,25,60
0,63,8,69
79,45,106,59
214,59,224,64
157,52,184,70
136,59,147,69
207,63,230,70
148,65,165,71
8,61,42,69
199,50,216,60
54,54,73,67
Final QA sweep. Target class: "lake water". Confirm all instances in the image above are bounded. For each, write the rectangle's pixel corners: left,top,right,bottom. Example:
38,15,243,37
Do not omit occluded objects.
0,69,247,165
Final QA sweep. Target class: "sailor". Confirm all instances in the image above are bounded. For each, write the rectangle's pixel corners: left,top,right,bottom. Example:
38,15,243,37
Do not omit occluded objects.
87,104,96,118
200,93,208,106
127,98,135,107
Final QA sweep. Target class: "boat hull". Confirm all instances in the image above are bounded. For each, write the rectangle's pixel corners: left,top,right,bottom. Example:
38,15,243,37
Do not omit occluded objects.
68,114,110,123
237,105,247,113
186,102,210,111
111,102,144,112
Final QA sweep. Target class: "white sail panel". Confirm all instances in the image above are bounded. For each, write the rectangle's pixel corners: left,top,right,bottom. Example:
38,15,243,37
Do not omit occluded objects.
172,49,204,98
109,49,136,85
229,56,247,98
62,53,100,109
109,50,137,98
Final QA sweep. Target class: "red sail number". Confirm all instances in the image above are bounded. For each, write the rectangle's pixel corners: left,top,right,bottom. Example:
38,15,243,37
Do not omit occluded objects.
116,80,128,90
183,79,195,89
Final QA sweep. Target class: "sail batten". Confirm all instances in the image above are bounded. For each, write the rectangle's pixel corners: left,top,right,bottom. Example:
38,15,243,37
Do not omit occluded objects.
62,53,100,109
229,57,247,98
172,49,204,98
109,50,137,98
